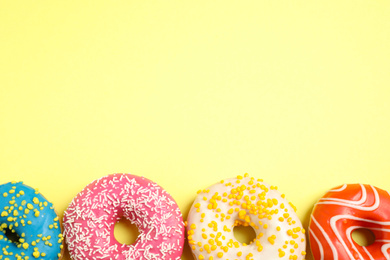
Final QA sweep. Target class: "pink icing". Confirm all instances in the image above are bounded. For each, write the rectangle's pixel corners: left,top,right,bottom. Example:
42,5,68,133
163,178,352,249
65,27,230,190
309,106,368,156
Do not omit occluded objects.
63,174,184,260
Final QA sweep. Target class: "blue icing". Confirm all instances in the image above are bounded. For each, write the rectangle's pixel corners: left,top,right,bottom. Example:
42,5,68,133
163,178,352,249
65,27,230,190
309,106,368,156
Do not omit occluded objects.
0,182,63,260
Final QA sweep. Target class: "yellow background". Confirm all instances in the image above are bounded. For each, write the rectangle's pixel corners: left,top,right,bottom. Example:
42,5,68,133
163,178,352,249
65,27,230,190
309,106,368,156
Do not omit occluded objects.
1,1,390,259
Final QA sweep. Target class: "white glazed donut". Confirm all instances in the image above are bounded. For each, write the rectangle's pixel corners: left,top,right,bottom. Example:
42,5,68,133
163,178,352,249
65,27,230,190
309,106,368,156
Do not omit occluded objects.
186,174,306,260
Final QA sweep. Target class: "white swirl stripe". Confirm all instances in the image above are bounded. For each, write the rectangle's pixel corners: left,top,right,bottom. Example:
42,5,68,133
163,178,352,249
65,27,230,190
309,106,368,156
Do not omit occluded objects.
382,244,390,259
328,184,347,193
317,184,380,212
321,184,367,205
362,245,375,260
309,229,324,260
311,215,338,259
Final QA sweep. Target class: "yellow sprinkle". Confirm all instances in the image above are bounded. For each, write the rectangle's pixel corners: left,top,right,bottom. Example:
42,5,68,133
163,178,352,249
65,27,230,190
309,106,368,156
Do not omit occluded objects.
278,249,286,257
238,210,246,217
268,235,276,245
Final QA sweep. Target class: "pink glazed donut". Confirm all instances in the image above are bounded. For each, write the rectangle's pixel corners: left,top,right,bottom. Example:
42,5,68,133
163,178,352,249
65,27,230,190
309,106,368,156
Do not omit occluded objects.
63,174,185,260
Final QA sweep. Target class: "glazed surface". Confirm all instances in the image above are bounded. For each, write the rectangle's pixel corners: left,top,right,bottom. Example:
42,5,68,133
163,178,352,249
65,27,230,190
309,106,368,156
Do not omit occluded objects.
0,182,63,260
187,174,306,260
309,184,390,260
63,173,185,260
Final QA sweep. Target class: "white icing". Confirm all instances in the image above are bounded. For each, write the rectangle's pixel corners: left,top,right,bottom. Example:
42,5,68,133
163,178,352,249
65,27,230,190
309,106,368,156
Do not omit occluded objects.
187,175,306,260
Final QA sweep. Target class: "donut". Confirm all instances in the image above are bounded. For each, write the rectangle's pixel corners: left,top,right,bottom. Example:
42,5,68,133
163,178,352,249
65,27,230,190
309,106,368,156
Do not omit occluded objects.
309,183,390,260
63,173,185,260
186,173,306,260
0,181,64,260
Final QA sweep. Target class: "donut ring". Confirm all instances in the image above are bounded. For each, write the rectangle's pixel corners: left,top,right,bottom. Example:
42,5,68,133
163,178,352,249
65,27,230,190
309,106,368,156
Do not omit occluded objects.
63,173,185,260
0,181,64,260
186,174,306,260
309,183,390,260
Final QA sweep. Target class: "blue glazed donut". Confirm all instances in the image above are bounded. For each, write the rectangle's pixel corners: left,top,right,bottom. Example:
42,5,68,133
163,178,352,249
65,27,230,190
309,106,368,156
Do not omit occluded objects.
0,181,64,260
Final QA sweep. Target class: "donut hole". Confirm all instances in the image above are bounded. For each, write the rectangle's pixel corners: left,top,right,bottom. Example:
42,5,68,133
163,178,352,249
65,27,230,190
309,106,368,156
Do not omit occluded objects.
352,228,376,247
2,227,21,245
233,225,257,245
113,217,140,245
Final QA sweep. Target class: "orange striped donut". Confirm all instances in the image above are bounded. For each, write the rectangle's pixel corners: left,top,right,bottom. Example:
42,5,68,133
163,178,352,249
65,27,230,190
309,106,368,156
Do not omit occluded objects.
309,184,390,260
